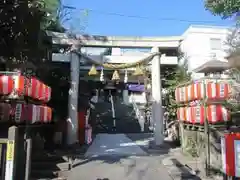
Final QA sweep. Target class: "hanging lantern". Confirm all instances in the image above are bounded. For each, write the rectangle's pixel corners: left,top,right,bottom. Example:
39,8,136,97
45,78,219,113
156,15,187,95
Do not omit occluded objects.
100,67,104,82
124,70,128,83
112,70,120,82
133,64,144,76
88,64,98,76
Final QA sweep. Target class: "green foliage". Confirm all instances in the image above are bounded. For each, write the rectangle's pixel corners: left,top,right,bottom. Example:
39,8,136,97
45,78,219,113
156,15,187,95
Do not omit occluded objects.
41,0,61,29
43,0,72,32
0,0,43,61
164,56,191,120
204,0,240,18
223,68,240,113
0,0,64,70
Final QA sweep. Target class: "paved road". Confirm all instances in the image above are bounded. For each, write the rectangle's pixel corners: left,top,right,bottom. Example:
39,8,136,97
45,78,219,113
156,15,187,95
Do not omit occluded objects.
68,155,173,180
67,133,207,180
85,134,147,157
68,134,173,180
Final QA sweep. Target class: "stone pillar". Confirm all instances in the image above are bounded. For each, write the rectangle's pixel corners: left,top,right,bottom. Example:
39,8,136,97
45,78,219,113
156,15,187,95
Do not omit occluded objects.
151,47,164,146
5,126,19,180
67,53,80,145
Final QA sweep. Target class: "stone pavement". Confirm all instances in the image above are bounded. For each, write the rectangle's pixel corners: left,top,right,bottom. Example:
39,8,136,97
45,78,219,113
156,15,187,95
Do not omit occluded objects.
68,155,173,180
67,133,221,180
161,148,223,180
85,134,147,157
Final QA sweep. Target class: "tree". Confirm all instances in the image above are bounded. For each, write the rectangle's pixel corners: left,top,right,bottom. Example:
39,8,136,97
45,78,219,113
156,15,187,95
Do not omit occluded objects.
164,51,191,120
44,0,74,32
160,55,191,142
0,0,63,71
226,23,240,56
204,0,240,19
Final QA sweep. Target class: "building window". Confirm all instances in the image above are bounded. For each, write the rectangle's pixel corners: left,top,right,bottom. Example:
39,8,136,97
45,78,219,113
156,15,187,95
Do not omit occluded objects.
81,47,112,55
210,38,222,50
159,48,177,56
120,47,151,55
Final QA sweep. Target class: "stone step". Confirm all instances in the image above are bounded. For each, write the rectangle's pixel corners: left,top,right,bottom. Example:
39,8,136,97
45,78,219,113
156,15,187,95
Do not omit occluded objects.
30,175,67,180
32,161,70,171
31,170,69,179
32,153,68,163
31,151,70,179
30,177,67,180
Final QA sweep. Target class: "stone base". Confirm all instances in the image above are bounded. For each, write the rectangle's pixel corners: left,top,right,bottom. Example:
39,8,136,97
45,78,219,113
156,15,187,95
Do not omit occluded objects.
179,123,224,176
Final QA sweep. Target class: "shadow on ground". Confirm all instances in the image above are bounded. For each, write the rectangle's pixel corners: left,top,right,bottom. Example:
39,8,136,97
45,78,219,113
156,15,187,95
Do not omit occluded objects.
71,133,180,168
167,158,201,180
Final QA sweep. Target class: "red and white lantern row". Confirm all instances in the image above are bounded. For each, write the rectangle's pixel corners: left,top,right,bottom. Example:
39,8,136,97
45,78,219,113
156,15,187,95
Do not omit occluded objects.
175,81,230,103
12,104,52,123
221,133,240,177
177,105,230,124
0,75,51,102
26,77,51,102
0,103,52,123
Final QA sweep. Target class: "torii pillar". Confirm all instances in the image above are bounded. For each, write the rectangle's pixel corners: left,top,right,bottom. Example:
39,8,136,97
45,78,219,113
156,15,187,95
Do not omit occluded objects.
151,47,164,146
67,52,80,145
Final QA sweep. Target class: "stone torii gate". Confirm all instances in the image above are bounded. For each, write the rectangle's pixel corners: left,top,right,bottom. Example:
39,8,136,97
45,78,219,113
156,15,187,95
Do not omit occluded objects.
66,46,164,146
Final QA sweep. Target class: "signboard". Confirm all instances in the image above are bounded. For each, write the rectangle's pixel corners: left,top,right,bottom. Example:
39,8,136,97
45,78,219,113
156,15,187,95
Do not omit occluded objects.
6,141,14,161
221,133,240,177
5,140,15,180
234,140,240,177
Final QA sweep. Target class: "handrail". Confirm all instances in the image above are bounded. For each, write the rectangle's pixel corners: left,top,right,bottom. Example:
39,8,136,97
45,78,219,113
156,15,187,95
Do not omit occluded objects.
131,96,145,121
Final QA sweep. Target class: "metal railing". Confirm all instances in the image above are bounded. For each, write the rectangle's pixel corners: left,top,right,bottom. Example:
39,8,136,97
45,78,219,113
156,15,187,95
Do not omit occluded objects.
131,97,146,132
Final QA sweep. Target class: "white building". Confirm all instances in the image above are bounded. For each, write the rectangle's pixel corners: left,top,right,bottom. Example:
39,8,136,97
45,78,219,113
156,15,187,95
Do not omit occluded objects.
180,25,231,79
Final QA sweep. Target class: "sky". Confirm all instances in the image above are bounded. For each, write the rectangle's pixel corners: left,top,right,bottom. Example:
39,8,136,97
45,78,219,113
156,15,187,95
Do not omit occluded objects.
62,0,235,36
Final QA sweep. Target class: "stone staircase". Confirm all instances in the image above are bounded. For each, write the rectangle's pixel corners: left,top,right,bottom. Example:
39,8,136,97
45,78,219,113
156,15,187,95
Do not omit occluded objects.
94,99,145,133
30,151,70,180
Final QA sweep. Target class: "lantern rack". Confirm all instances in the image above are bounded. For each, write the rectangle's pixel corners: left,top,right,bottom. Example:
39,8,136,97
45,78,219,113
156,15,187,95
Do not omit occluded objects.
0,72,53,126
175,76,233,176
